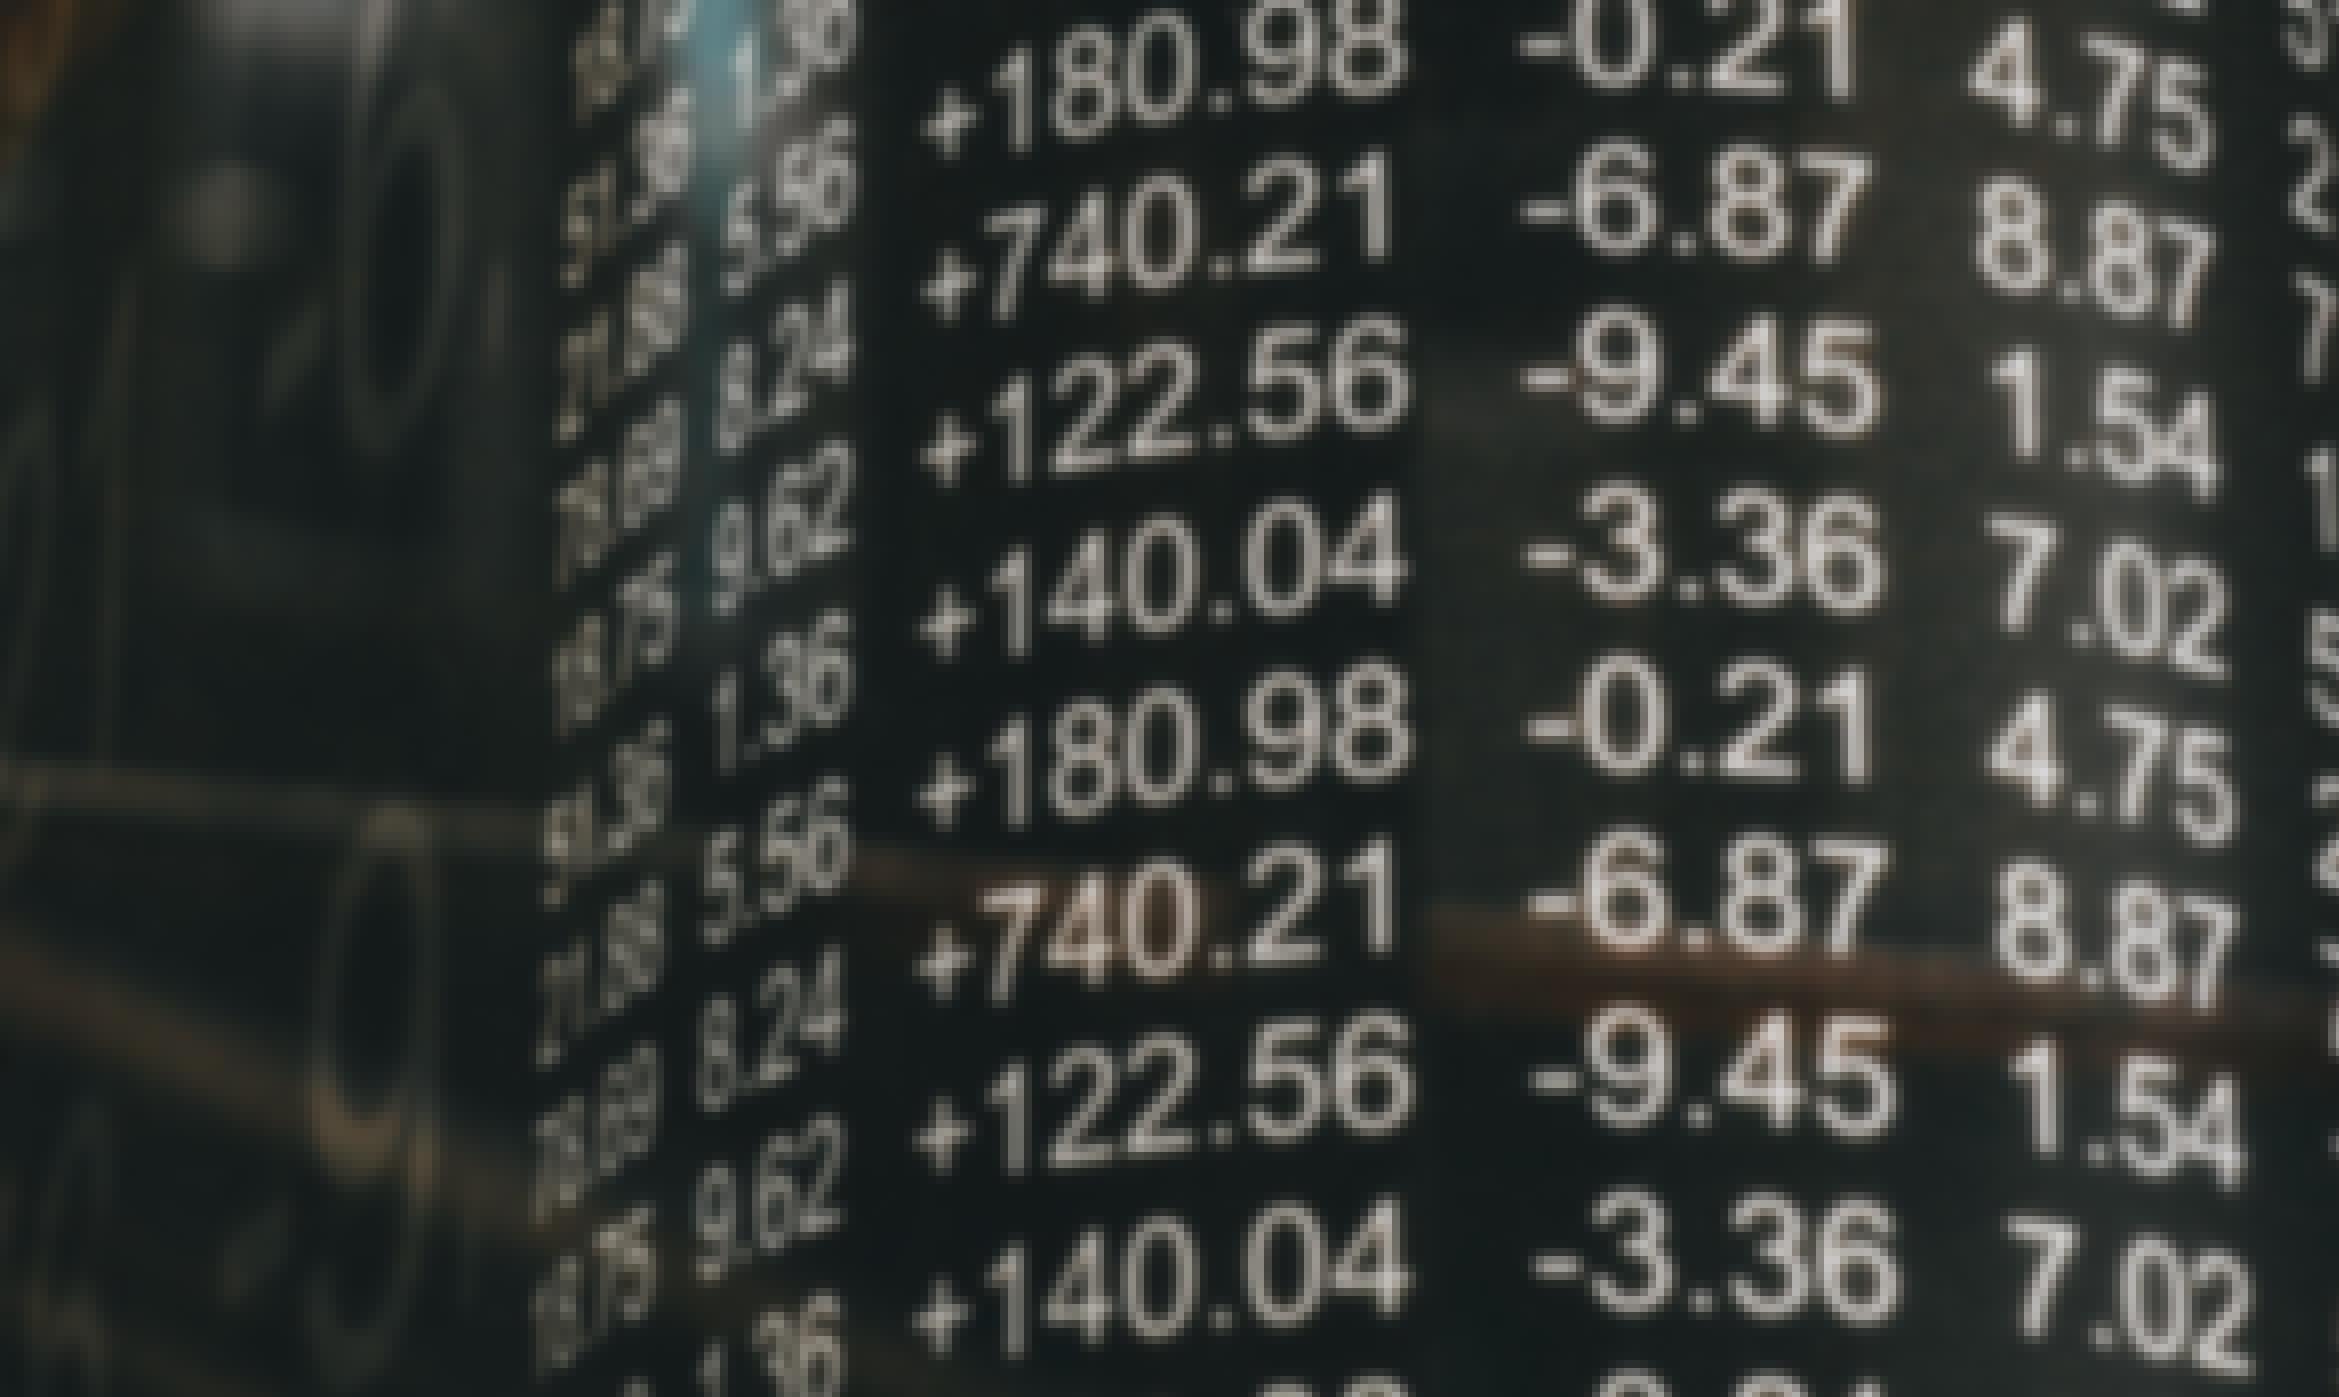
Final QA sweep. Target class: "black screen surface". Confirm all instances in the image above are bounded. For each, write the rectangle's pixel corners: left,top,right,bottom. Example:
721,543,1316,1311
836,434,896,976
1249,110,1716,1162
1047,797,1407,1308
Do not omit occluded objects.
3,4,2337,1396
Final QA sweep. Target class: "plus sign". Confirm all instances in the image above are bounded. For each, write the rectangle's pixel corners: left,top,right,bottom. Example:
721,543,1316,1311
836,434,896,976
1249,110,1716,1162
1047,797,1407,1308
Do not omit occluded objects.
916,924,977,1002
918,753,975,830
921,587,978,662
922,413,978,488
923,86,980,162
922,247,979,324
912,1276,973,1356
914,1096,975,1175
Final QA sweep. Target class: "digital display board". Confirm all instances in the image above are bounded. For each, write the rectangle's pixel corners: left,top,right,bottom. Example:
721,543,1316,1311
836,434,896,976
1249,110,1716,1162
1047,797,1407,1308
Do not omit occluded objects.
3,4,2338,1396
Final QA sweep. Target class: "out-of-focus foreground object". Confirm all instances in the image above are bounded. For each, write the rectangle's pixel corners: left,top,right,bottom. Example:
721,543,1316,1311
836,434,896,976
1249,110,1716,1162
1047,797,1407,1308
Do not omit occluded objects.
0,0,115,157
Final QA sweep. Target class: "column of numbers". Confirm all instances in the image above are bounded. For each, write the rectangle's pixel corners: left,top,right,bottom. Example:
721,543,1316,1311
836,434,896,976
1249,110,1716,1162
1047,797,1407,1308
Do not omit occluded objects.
1511,4,1899,1396
1964,4,2260,1386
899,7,1421,1397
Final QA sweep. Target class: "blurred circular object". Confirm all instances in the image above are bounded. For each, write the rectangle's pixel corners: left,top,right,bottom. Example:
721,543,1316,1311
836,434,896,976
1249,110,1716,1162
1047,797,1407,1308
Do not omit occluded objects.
172,158,288,272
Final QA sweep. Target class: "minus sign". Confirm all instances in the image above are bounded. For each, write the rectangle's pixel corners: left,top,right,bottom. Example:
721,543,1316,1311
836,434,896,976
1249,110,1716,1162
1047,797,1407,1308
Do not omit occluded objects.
1525,890,1578,921
1531,1253,1584,1282
1524,715,1577,744
1518,32,1571,61
1523,542,1576,571
1521,365,1575,394
1529,1067,1582,1096
1520,198,1572,226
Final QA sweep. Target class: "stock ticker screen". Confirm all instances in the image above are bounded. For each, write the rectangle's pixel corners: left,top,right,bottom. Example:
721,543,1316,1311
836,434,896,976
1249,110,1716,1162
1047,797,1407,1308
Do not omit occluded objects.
3,1,2339,1395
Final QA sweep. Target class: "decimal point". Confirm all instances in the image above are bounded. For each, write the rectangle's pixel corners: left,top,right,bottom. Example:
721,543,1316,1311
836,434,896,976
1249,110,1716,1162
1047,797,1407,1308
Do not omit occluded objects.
2059,279,2085,304
2054,114,2080,141
1211,1121,1237,1149
1688,1288,1716,1315
2065,444,2093,471
1669,64,1698,90
1211,1304,1238,1332
2068,620,2095,648
2080,964,2105,991
1675,577,1705,604
2091,1322,2119,1351
1677,748,1706,776
2072,790,2102,819
1683,1102,1714,1131
1673,399,1703,426
1213,945,1236,972
1211,598,1238,625
1671,231,1700,258
1210,88,1236,115
2087,1138,2111,1166
1212,423,1239,450
1211,255,1235,281
1681,925,1710,951
1212,769,1238,797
